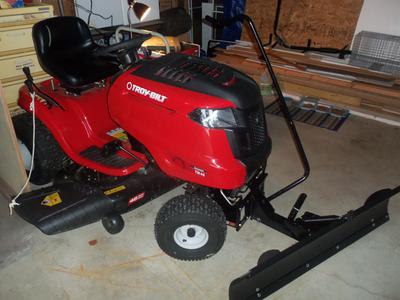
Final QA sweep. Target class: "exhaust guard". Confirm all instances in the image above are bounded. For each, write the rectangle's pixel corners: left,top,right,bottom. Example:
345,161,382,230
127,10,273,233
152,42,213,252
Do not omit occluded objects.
229,186,399,300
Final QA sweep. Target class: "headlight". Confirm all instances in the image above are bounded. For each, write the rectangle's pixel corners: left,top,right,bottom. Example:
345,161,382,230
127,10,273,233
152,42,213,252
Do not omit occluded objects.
189,108,239,128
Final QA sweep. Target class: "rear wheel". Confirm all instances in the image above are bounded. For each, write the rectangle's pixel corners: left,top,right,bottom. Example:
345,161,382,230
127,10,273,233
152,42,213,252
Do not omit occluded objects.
13,113,67,185
155,194,227,261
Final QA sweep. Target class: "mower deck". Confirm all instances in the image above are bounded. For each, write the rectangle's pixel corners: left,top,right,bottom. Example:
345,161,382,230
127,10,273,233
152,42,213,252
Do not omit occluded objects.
14,166,180,235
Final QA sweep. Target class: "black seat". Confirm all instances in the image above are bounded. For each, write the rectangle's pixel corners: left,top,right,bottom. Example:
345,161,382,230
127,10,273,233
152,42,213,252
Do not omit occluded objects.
32,16,120,89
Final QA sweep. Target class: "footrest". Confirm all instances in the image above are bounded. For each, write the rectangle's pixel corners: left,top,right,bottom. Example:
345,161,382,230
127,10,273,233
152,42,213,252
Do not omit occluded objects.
80,146,137,168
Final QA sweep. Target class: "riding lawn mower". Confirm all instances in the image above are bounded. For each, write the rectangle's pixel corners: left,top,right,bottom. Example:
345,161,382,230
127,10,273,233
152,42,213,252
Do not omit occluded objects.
9,14,399,299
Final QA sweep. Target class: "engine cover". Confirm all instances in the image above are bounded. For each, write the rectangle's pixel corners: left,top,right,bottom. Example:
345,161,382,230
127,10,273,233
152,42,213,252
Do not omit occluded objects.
108,53,270,190
132,53,262,109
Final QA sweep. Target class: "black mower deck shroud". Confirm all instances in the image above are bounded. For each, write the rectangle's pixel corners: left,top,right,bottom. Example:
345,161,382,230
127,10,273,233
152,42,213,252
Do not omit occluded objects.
14,166,180,234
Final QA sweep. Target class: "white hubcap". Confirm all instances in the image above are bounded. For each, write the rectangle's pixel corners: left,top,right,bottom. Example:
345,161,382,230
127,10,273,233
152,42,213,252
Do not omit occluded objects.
173,225,209,250
17,139,32,170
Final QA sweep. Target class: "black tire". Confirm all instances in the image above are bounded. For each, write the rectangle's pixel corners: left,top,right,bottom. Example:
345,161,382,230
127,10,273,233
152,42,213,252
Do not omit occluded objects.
155,194,227,261
12,113,67,185
102,213,125,234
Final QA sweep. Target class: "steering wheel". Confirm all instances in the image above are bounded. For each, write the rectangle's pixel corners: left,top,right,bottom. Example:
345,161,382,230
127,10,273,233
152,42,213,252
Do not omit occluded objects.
94,34,152,57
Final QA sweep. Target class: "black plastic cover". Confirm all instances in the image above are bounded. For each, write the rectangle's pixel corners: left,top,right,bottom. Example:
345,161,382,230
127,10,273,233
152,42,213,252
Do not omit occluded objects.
132,53,263,109
14,166,180,235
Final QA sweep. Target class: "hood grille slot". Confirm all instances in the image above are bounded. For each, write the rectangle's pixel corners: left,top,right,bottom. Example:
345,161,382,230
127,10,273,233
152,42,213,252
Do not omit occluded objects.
154,61,225,83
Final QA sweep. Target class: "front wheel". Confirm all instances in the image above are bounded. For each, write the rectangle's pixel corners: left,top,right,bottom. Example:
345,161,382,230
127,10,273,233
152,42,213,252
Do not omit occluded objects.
155,194,227,261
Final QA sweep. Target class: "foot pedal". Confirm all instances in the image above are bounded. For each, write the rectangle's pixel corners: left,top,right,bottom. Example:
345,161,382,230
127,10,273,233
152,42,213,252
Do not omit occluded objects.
80,145,137,168
288,193,307,221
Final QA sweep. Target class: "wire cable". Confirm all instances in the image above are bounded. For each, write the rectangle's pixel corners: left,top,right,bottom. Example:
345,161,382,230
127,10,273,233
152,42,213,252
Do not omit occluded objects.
87,0,93,25
73,1,114,26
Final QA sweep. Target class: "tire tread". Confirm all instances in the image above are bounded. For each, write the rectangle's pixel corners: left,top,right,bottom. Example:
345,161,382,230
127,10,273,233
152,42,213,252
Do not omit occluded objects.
13,113,67,184
155,194,227,261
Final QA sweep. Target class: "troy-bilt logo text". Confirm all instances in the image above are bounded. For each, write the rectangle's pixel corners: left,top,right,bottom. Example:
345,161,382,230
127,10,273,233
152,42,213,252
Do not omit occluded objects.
126,82,167,103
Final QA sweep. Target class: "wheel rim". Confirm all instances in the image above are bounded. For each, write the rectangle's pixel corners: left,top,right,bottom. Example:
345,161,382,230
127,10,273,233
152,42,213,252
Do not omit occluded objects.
17,139,33,171
173,224,209,250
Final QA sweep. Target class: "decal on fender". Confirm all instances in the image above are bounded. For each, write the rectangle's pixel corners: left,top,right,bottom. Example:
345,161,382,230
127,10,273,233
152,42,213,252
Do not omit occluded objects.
126,81,167,103
128,192,145,206
106,128,128,141
192,166,206,177
104,185,126,195
41,192,62,207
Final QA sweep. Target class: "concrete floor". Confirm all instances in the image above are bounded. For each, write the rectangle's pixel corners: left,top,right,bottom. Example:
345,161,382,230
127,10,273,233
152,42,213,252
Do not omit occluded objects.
1,114,400,300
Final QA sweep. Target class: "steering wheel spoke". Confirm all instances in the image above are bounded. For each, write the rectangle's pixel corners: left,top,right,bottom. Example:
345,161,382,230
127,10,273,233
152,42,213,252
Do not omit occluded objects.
94,34,152,58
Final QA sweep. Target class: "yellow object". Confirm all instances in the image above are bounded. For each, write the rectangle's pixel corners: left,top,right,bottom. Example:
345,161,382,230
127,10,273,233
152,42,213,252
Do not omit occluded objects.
0,1,12,9
41,192,62,207
142,36,181,53
104,185,126,195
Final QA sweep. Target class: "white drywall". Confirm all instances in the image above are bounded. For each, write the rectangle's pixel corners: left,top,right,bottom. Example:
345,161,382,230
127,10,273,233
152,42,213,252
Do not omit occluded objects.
76,0,160,28
354,0,400,36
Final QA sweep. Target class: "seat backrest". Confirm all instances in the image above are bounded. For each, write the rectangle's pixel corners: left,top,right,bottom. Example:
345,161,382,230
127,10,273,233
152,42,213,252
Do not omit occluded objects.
31,16,120,90
33,16,94,59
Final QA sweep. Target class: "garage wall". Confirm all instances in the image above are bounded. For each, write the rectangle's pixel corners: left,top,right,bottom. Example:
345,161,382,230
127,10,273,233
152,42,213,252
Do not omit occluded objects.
241,0,364,49
75,0,160,27
354,0,400,36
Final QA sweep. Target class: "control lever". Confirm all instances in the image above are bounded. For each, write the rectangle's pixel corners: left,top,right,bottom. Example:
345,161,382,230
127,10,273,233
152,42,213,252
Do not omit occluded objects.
22,67,65,111
22,67,35,94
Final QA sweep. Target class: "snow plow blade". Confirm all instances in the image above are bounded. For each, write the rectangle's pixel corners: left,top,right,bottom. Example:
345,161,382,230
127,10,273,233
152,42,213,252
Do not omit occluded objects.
229,186,400,300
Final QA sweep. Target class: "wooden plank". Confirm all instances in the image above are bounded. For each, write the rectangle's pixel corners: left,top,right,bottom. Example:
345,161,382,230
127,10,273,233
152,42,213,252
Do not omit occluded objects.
213,51,400,109
225,45,396,83
278,75,400,109
225,47,307,71
0,80,28,195
242,58,354,88
352,82,400,99
279,80,362,107
212,53,264,75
